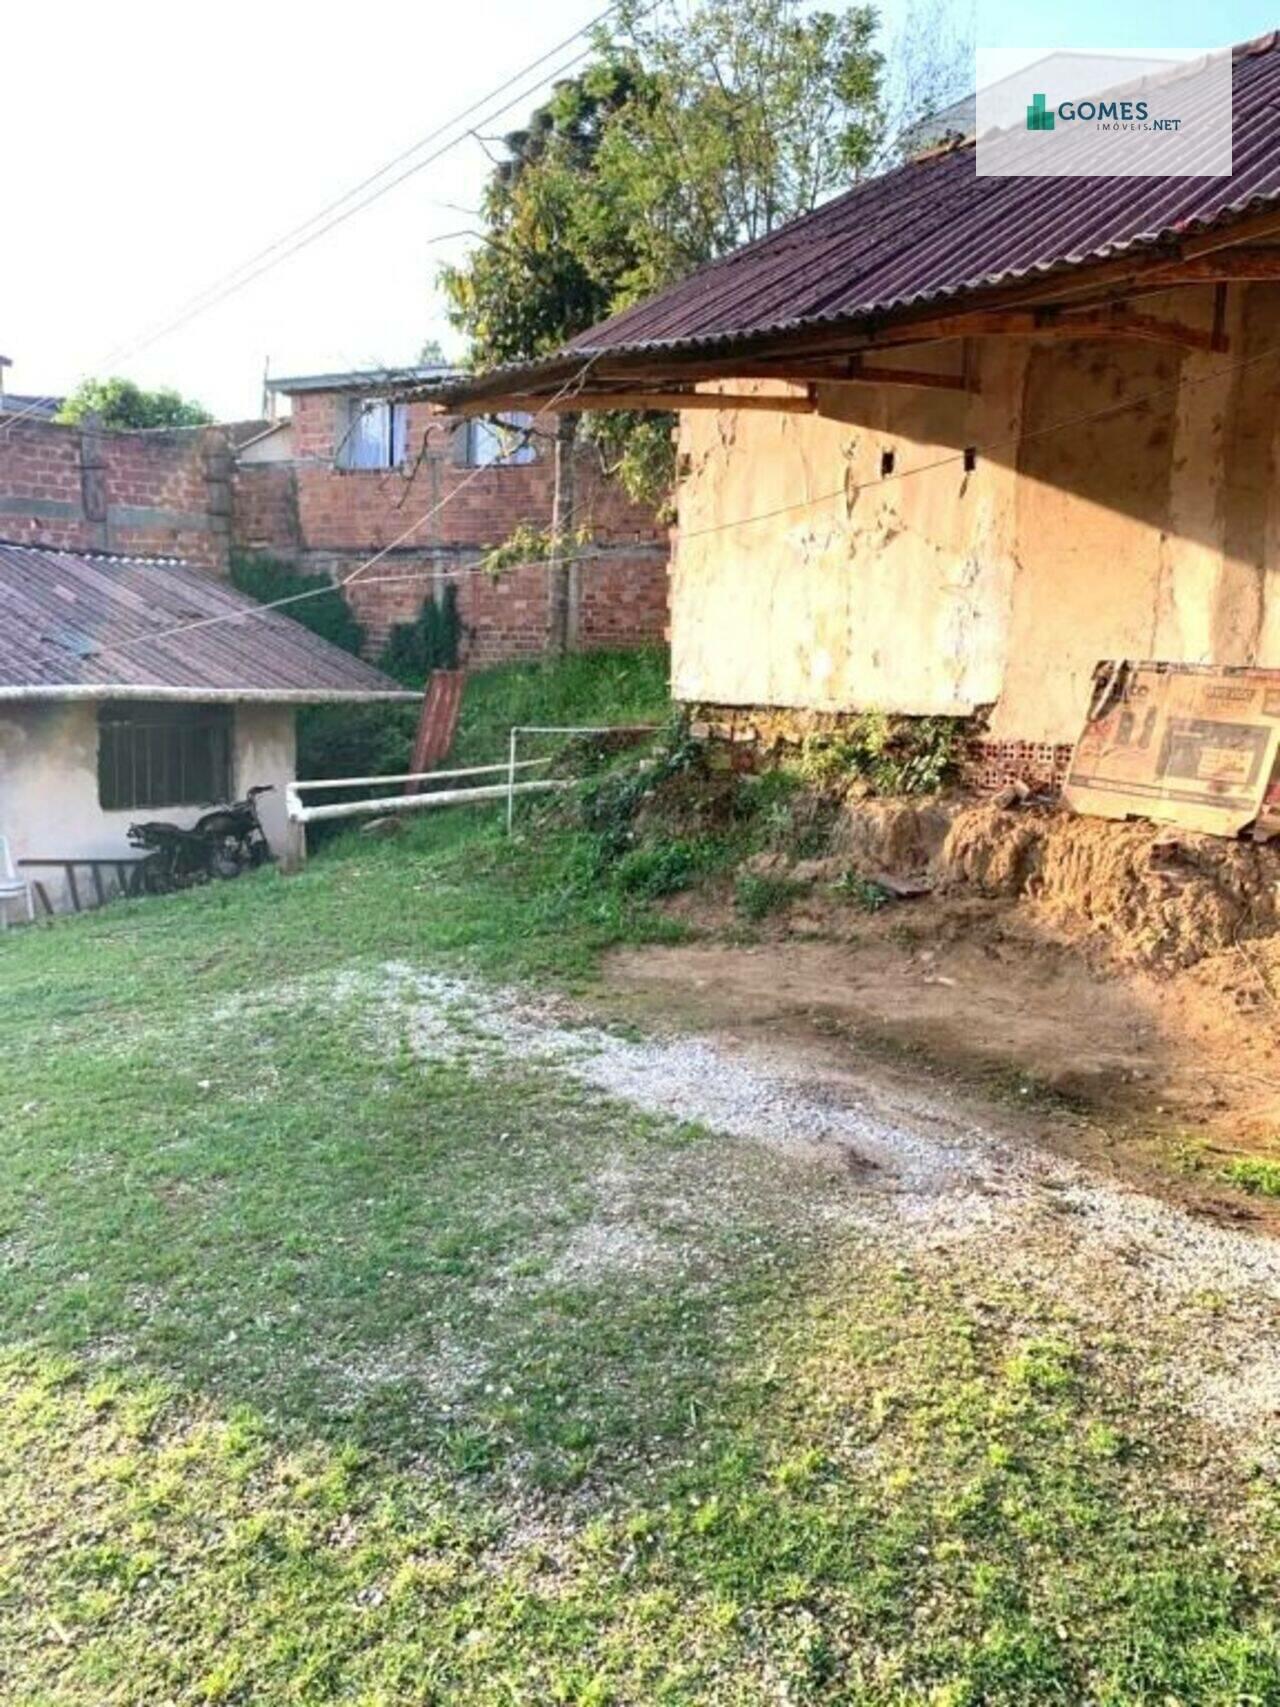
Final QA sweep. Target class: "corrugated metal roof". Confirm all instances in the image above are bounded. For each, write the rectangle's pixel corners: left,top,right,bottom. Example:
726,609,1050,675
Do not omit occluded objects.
0,543,416,702
557,32,1280,362
267,365,459,395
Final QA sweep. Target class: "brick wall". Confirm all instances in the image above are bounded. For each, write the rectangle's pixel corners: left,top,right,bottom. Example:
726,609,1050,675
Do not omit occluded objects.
231,390,669,667
231,461,299,555
0,417,231,570
962,738,1076,795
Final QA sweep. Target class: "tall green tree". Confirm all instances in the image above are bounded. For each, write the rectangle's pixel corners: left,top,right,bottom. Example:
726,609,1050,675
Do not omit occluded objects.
440,0,886,507
55,377,213,430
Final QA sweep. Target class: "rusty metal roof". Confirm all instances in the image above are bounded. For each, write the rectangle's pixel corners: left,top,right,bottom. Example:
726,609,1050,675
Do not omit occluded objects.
0,543,416,702
560,35,1280,363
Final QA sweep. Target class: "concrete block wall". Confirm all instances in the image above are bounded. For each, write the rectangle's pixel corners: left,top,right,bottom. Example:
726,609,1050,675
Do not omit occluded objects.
0,417,232,570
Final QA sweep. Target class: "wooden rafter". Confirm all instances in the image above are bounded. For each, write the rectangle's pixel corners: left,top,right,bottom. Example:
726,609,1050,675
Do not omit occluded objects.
1145,245,1280,283
839,359,976,393
448,387,818,418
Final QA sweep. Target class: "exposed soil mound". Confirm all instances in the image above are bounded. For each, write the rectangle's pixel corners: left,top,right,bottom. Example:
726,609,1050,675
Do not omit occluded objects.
830,796,958,875
939,804,1280,967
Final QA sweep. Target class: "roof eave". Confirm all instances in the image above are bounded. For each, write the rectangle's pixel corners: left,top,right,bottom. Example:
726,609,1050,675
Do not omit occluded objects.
418,188,1280,413
0,685,421,705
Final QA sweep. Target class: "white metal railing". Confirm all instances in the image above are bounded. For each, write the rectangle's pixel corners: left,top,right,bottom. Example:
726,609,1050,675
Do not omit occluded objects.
283,723,662,837
285,759,559,827
505,724,660,832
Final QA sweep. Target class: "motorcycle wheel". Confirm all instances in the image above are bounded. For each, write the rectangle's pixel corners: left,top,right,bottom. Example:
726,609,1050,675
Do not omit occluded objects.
209,838,244,880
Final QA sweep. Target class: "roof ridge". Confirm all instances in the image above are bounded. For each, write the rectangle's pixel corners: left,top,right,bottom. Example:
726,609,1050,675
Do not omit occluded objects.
0,538,192,568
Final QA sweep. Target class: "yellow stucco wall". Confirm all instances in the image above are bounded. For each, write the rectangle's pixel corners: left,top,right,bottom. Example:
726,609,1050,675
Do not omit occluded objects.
672,282,1280,745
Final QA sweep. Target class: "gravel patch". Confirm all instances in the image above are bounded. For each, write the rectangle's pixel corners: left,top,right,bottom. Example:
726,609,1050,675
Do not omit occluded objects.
225,960,1280,1448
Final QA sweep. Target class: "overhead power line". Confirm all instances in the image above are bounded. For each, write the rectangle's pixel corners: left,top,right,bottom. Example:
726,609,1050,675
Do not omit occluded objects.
75,335,1280,665
0,0,654,438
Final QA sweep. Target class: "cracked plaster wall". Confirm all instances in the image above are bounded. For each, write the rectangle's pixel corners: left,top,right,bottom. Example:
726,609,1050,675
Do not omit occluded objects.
672,282,1280,745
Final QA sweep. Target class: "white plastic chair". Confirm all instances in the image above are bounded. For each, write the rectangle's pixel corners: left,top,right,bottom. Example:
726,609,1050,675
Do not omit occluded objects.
0,838,34,927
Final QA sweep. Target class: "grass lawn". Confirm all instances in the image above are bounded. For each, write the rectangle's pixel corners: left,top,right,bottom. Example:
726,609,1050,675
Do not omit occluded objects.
3,655,1280,1703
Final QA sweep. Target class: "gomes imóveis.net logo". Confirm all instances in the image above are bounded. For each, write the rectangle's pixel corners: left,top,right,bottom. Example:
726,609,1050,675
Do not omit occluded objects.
979,48,1231,178
1024,91,1180,132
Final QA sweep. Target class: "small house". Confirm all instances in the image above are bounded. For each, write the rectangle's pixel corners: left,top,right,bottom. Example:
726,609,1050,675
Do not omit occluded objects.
0,541,414,911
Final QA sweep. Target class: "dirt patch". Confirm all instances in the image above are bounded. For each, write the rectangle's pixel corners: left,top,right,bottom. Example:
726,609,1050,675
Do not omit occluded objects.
940,803,1280,968
818,795,1280,970
646,790,1280,1171
605,894,1280,1183
831,796,956,876
331,959,1280,1450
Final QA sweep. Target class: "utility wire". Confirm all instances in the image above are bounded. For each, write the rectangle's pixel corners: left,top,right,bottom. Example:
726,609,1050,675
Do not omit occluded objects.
0,0,654,438
83,355,601,663
69,333,1280,668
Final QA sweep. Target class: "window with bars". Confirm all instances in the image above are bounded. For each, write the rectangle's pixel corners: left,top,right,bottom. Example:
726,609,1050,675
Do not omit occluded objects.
97,703,234,811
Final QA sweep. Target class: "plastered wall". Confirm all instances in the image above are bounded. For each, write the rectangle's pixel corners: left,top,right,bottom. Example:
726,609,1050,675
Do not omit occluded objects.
672,282,1280,745
0,701,299,911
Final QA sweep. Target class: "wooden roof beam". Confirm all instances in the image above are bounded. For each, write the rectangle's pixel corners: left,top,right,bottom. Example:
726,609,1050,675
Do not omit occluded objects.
445,387,819,418
862,303,1224,354
1145,245,1280,283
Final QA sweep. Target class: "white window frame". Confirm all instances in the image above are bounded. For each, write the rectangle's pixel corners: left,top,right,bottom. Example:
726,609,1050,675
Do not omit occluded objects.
457,413,536,468
336,397,409,470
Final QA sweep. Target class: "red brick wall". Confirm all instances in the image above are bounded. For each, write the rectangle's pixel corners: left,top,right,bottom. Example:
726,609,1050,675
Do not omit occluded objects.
231,463,300,555
0,417,231,569
338,546,669,667
231,390,669,667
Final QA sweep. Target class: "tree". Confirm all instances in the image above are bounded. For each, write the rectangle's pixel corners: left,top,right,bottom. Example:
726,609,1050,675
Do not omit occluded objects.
56,377,212,430
440,60,642,368
877,0,975,165
440,0,887,509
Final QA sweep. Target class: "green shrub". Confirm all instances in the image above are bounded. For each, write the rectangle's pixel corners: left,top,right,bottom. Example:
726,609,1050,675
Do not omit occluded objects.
612,837,716,898
795,713,964,796
578,718,704,860
1221,1157,1280,1198
734,871,799,921
230,551,366,657
378,585,461,686
833,872,890,911
297,702,420,782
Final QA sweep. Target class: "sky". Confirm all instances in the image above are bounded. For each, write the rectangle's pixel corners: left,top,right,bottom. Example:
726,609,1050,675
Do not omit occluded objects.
5,0,1278,421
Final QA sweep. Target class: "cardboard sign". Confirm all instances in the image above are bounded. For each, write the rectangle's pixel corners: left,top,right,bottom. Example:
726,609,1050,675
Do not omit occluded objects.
1064,661,1280,839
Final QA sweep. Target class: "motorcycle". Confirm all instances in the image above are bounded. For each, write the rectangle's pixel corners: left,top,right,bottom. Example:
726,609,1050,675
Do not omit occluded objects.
128,785,275,890
193,784,275,879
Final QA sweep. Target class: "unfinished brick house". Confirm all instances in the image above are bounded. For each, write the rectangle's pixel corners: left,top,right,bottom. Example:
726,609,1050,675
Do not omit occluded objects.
232,366,669,666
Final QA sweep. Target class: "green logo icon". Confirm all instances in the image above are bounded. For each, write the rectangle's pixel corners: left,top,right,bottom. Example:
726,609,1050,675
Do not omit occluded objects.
1026,92,1055,131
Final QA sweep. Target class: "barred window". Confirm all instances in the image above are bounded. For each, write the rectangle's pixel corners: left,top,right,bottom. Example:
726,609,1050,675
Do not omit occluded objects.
98,703,233,811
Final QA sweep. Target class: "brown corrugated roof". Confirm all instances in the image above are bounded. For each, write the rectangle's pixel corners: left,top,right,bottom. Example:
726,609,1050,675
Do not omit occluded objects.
424,33,1280,404
565,36,1280,360
0,543,416,702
